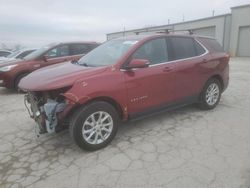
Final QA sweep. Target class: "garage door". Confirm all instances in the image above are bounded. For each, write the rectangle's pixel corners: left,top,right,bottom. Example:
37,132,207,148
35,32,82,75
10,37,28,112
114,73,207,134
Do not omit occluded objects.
237,26,250,57
192,26,216,38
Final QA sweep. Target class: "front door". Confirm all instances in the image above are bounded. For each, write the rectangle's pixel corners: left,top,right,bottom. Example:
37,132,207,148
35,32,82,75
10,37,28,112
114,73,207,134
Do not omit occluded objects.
123,37,174,114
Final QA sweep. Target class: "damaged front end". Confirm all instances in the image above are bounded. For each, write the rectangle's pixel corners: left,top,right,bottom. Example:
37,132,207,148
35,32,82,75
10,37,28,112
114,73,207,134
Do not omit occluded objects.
24,87,74,137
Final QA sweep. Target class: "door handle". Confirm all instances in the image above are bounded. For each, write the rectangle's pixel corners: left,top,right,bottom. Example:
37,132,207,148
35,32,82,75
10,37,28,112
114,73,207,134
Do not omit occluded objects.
163,67,173,72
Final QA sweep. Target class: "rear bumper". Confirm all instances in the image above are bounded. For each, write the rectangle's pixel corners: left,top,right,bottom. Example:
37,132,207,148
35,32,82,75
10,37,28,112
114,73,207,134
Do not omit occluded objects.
222,63,229,92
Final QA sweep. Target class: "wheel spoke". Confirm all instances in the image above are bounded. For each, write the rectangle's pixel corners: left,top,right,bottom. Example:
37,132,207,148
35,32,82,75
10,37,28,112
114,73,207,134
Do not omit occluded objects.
99,132,105,140
102,122,112,127
86,131,95,141
101,127,111,133
98,112,103,122
101,114,109,123
90,114,96,124
83,128,94,134
94,132,99,144
85,121,94,127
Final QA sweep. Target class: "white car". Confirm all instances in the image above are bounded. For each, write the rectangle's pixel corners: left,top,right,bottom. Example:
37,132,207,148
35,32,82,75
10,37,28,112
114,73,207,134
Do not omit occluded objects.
0,50,12,57
0,49,36,63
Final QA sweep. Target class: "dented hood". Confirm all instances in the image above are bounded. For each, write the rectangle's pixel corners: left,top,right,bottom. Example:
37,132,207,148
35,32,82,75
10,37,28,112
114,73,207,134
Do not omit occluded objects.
19,62,106,91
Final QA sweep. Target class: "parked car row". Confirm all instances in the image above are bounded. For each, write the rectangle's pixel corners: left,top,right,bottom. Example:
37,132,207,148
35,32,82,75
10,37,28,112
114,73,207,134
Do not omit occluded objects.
0,48,36,63
0,50,12,57
16,33,230,151
0,41,100,90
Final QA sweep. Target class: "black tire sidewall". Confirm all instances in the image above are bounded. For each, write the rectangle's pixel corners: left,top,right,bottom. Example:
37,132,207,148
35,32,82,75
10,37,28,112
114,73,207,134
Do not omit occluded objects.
200,78,222,110
14,73,28,91
70,101,119,151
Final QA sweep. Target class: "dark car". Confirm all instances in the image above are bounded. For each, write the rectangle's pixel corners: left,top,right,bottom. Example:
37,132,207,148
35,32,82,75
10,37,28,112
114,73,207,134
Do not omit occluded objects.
0,42,100,90
19,34,229,151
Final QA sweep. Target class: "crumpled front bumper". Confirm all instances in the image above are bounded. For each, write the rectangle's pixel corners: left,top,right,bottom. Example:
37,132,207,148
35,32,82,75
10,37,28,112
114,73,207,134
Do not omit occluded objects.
24,92,70,135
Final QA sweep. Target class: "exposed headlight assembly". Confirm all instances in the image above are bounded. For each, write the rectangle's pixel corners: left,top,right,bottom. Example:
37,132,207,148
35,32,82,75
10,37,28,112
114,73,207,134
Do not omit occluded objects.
0,65,17,72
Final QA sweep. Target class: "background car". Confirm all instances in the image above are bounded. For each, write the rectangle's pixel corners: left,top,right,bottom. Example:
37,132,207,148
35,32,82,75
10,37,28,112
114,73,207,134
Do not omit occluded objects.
0,41,100,90
0,50,12,57
0,48,36,63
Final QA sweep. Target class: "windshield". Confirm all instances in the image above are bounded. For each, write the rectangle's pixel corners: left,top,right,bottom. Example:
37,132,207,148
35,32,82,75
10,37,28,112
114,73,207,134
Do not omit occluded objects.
6,50,20,58
78,39,138,67
24,46,50,60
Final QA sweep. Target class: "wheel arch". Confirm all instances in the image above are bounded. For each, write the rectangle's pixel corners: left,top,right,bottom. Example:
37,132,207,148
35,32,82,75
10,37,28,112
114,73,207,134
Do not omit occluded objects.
67,96,125,121
209,74,224,90
199,74,224,101
14,71,31,88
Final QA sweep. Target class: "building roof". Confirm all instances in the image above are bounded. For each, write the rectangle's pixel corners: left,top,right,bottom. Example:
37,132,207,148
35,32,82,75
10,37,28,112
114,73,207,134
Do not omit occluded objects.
231,4,250,9
107,14,231,36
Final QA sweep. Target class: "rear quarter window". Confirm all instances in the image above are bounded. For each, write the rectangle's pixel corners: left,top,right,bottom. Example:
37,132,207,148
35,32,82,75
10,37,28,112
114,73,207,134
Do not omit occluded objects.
194,41,206,55
88,43,100,51
198,38,224,53
70,44,89,55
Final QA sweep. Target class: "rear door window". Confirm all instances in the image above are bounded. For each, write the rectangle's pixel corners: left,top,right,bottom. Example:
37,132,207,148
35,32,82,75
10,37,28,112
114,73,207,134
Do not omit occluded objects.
69,44,90,55
132,38,168,65
169,37,196,60
46,45,69,58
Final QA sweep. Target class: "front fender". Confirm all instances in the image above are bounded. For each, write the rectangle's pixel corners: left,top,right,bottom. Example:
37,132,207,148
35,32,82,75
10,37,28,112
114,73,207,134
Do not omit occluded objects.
62,70,128,120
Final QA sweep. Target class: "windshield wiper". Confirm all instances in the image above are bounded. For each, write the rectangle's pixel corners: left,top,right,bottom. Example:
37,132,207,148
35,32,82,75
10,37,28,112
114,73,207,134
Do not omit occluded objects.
80,62,89,67
71,60,79,64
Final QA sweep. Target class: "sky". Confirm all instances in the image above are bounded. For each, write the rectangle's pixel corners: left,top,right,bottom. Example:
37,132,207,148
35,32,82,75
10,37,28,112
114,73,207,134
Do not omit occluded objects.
0,0,250,49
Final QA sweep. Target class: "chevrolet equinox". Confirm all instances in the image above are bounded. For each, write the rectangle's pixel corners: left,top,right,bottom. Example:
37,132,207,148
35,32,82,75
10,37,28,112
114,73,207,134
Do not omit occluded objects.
19,34,230,151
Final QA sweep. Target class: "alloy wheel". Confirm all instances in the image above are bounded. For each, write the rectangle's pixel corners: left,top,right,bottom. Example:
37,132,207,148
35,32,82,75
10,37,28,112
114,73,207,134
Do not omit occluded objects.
205,83,220,106
82,111,113,145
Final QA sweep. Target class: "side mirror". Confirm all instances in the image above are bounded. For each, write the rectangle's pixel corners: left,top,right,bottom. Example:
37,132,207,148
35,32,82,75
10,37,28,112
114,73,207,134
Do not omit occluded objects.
126,59,150,69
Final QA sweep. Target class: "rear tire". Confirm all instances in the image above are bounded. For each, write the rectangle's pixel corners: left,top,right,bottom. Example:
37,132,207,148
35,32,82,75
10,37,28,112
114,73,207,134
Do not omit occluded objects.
69,101,119,151
199,78,222,110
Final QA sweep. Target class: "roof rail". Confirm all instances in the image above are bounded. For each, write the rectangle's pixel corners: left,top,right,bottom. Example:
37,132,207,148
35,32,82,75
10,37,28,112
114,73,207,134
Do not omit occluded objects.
135,29,194,35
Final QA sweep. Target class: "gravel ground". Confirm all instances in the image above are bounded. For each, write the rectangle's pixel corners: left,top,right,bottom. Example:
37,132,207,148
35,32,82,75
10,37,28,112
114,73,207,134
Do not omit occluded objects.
0,57,250,188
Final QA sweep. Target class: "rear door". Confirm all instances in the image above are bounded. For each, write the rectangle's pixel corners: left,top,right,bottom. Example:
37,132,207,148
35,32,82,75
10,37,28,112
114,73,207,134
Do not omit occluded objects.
123,37,174,114
168,36,208,101
44,44,71,66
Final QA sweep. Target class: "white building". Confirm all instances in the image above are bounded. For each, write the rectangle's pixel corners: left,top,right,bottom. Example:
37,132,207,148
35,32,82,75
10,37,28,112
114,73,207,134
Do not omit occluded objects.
107,4,250,57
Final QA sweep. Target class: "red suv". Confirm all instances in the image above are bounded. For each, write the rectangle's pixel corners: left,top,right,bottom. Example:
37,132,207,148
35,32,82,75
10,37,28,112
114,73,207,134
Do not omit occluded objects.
19,34,229,151
0,42,99,90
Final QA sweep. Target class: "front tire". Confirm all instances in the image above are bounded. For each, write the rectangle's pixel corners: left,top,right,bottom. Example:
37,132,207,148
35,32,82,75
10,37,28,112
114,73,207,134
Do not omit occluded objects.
199,78,222,110
69,101,119,151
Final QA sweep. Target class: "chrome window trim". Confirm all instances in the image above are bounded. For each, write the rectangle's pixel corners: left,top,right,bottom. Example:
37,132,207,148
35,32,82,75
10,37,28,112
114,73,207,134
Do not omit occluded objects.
120,38,209,71
149,38,209,67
